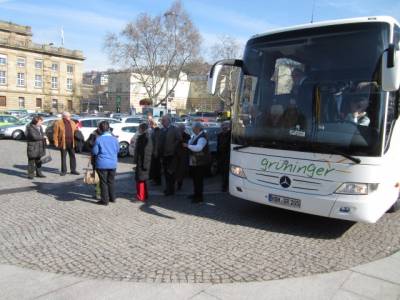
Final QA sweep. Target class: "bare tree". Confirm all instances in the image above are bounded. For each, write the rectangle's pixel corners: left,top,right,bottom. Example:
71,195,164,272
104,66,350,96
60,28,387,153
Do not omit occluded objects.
104,1,201,107
210,35,243,109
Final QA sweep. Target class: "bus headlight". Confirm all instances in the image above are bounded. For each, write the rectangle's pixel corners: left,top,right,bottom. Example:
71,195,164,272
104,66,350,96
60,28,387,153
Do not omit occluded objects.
230,165,246,178
335,183,378,195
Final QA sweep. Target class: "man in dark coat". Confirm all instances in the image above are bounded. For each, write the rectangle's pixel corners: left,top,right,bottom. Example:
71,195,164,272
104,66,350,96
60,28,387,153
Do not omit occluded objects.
160,115,182,196
175,124,191,190
26,116,46,179
149,120,162,186
217,121,231,192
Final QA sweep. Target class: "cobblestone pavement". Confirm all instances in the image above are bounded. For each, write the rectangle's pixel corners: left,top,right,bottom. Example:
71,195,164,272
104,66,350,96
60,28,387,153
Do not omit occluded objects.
0,139,399,284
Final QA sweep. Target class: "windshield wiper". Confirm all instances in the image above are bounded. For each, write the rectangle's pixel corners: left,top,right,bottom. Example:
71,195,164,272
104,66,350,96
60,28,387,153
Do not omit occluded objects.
233,144,251,151
313,144,361,164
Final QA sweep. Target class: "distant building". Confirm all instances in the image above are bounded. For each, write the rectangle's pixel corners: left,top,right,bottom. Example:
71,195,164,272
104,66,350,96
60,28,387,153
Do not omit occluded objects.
0,20,85,113
106,71,190,114
187,75,223,112
83,71,108,86
81,71,109,112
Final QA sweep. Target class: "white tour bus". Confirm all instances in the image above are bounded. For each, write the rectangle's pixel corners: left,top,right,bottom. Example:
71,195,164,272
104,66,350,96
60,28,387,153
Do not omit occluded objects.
208,16,400,223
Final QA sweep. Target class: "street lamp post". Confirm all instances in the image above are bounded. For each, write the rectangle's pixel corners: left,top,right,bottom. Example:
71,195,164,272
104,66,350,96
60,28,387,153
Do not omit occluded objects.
164,11,178,115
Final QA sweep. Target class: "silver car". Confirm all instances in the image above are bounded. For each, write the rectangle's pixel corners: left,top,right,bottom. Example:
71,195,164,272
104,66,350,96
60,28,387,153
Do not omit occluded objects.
0,117,58,140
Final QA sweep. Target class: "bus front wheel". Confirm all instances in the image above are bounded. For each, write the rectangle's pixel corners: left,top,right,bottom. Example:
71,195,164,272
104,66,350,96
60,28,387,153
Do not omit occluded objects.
388,194,400,213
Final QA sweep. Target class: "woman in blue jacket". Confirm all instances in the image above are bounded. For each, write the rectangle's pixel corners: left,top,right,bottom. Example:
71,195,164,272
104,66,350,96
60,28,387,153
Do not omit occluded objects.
92,121,119,205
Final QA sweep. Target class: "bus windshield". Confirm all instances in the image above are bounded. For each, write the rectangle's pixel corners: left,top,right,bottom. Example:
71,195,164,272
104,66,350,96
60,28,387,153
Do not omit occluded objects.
233,22,390,156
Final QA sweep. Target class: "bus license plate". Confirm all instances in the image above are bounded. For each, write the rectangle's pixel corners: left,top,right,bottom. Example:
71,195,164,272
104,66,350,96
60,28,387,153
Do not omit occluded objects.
268,194,301,208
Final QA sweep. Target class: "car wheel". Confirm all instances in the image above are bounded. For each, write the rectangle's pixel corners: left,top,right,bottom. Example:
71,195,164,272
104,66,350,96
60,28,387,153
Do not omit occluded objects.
12,130,24,140
118,141,129,157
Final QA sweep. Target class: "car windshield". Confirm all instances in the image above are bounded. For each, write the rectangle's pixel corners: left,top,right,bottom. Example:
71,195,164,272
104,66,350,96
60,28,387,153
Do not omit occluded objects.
233,22,389,157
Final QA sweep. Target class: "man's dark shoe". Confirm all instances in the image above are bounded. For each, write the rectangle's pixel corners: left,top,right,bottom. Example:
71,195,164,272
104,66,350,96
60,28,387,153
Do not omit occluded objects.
60,172,66,176
71,171,80,175
191,197,203,203
27,174,34,179
109,199,116,203
36,170,46,178
96,200,108,206
177,182,183,190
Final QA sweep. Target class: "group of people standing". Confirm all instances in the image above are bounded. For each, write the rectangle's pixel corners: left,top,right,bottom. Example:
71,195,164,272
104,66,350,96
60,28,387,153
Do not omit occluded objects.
134,115,220,203
25,112,232,206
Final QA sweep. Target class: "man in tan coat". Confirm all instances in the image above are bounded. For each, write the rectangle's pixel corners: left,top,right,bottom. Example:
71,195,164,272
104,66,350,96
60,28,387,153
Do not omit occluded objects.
53,112,79,176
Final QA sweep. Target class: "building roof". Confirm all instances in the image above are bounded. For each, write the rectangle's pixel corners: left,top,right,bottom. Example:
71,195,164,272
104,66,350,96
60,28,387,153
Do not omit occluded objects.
0,20,32,36
0,20,84,61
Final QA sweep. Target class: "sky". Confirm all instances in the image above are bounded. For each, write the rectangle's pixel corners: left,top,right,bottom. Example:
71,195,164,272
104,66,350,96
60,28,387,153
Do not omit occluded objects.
0,0,399,71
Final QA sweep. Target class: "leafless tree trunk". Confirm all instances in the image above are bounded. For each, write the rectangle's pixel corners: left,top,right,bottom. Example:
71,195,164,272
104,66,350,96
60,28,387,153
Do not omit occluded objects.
210,35,243,110
104,1,201,107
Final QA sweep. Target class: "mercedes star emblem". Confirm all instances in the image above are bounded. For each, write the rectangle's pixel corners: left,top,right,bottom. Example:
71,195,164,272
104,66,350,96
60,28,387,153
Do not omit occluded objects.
279,176,291,188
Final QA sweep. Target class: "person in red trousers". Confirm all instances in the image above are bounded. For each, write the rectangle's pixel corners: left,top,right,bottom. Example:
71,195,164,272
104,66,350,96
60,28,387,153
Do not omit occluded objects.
133,123,153,201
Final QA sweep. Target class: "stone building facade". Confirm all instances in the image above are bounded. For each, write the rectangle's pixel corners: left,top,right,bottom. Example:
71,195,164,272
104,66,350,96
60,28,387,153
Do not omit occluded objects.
0,21,84,113
187,75,223,112
106,72,190,114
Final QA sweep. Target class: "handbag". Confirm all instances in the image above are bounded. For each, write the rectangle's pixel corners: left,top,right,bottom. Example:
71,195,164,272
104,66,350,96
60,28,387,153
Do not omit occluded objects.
83,159,99,185
40,149,52,164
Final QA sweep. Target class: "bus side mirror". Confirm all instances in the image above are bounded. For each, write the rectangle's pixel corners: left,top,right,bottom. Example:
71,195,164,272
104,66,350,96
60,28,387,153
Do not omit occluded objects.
382,44,400,92
207,59,244,95
208,64,223,95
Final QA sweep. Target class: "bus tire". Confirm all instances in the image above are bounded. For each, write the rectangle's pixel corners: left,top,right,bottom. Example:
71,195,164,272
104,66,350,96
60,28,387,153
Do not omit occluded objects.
388,196,400,213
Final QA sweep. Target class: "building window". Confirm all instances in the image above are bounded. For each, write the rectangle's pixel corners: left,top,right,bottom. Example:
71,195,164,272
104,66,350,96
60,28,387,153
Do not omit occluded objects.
0,71,6,84
17,57,25,67
0,54,6,65
52,99,58,110
36,98,42,108
34,75,42,88
35,60,43,69
51,63,58,71
17,73,25,87
67,100,73,111
0,96,6,106
18,97,25,108
51,77,58,89
67,64,74,74
67,78,73,90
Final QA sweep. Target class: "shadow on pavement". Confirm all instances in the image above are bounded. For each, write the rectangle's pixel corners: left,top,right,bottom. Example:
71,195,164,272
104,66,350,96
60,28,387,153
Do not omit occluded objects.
9,167,354,239
138,202,175,219
13,164,60,174
0,167,28,179
31,179,99,205
149,194,354,240
116,171,355,240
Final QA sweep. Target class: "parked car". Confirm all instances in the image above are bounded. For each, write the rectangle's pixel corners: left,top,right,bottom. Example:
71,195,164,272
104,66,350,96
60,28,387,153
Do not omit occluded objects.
0,115,19,127
4,109,28,117
75,117,122,141
46,117,137,158
0,117,58,140
119,116,145,125
112,125,138,157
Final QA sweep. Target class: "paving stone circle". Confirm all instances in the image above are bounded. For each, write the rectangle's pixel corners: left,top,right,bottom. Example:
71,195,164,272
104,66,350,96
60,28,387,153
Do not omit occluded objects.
0,140,399,283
